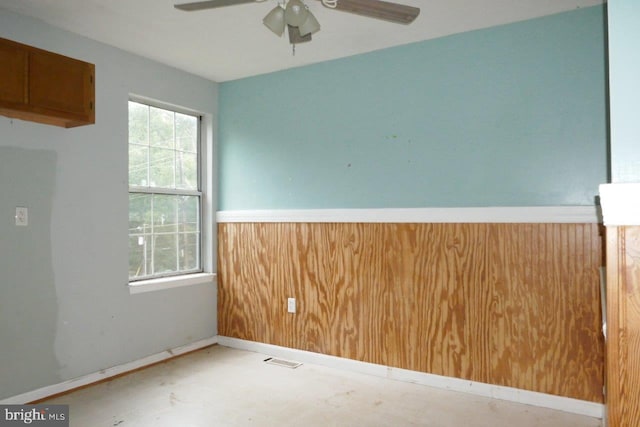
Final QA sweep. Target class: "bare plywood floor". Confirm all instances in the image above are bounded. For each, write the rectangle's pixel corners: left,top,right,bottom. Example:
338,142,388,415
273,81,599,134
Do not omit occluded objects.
42,345,601,427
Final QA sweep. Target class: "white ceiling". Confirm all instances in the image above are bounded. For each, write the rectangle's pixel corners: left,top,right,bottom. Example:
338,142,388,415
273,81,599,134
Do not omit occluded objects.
0,0,604,82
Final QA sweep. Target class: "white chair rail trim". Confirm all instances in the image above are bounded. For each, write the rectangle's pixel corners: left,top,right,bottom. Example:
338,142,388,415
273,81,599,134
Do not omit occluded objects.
600,183,640,226
217,206,601,224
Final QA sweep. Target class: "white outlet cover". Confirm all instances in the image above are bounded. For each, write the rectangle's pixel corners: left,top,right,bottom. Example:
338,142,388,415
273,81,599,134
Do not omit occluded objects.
15,207,28,226
287,298,296,314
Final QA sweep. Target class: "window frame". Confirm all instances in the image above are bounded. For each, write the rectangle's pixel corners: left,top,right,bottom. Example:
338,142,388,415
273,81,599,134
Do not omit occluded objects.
127,96,209,287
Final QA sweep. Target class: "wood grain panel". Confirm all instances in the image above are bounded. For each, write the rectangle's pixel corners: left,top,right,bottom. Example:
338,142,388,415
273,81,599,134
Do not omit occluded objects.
606,226,640,426
0,41,27,104
0,37,94,128
218,222,604,402
29,49,94,118
488,224,603,399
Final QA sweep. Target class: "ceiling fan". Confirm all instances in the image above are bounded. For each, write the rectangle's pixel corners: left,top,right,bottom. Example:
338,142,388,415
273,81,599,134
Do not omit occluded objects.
174,0,420,48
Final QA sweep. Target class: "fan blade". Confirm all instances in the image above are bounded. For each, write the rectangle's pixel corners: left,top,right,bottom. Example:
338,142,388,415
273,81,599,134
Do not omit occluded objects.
174,0,255,11
331,0,419,24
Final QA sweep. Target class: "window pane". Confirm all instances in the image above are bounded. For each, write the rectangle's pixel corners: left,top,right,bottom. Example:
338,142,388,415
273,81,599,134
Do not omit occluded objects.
178,233,200,271
176,113,197,153
149,107,175,149
129,235,150,279
129,193,151,233
176,151,197,190
128,102,148,146
128,100,202,281
144,236,153,277
153,195,178,233
149,147,175,188
178,196,199,232
129,193,152,279
154,234,178,274
129,144,149,186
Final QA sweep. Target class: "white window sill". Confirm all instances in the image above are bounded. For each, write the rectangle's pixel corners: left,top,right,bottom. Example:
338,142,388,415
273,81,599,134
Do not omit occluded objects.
129,273,216,294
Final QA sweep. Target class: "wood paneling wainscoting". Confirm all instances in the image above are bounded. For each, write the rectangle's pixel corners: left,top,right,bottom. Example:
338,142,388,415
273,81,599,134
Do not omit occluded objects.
605,226,640,425
600,183,640,426
218,221,604,403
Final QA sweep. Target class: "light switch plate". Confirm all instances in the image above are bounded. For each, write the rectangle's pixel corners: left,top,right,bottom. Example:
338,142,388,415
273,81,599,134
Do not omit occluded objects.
15,207,28,226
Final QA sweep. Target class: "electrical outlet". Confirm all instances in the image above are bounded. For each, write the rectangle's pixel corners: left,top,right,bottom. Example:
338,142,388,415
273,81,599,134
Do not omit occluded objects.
287,298,296,314
15,207,28,226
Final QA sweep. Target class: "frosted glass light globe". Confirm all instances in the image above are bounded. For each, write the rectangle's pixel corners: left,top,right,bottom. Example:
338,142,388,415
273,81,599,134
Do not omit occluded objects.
285,0,308,27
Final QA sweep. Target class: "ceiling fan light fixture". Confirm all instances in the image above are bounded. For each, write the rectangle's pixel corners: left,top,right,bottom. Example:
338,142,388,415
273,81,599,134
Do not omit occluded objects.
284,0,309,27
288,24,312,44
176,0,421,51
263,5,286,36
298,10,320,36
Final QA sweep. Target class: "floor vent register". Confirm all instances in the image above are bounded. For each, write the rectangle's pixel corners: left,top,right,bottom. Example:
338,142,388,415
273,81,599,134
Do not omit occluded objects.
264,357,303,369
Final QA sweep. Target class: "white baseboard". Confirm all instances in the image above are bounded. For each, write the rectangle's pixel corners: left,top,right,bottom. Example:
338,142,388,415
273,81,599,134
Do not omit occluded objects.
0,336,218,405
217,336,603,420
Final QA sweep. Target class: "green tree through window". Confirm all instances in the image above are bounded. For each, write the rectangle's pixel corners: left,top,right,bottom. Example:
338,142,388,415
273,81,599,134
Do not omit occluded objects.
128,100,201,280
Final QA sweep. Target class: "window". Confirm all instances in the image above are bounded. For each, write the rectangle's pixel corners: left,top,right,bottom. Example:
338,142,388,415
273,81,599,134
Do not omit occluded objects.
128,100,202,281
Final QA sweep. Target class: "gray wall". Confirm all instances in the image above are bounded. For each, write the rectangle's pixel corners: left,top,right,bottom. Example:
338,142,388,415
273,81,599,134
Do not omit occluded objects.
0,9,218,399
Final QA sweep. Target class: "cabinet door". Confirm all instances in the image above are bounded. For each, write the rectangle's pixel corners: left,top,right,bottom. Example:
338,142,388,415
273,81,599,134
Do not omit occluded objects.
29,49,94,121
0,40,28,105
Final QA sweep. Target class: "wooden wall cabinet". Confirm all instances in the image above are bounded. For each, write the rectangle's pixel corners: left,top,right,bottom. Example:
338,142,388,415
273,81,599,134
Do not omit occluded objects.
0,37,94,128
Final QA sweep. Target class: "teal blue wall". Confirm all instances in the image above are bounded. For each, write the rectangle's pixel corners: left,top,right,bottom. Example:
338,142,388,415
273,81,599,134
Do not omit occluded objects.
608,1,640,182
219,6,607,210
